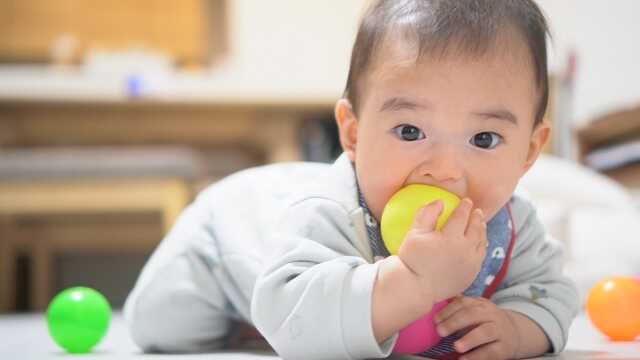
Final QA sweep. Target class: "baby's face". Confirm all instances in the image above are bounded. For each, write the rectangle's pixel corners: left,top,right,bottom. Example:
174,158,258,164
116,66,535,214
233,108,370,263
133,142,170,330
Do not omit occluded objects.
337,38,549,221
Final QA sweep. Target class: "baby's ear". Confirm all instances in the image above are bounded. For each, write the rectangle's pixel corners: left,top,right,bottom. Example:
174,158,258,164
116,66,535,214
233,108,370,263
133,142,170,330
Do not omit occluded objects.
523,120,551,173
334,99,359,161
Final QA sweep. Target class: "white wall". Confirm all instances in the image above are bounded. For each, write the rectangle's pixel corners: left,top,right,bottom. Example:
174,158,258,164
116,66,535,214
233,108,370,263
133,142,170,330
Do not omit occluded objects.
2,1,638,123
221,0,369,97
222,0,640,125
537,0,640,125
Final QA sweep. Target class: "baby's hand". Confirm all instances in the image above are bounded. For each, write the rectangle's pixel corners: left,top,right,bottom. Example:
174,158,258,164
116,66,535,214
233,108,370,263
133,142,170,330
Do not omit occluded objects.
435,296,519,360
397,198,487,302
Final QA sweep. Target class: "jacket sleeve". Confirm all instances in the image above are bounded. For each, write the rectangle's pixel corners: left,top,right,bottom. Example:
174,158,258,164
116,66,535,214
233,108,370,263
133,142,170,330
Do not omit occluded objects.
251,198,395,360
123,188,232,353
491,196,579,354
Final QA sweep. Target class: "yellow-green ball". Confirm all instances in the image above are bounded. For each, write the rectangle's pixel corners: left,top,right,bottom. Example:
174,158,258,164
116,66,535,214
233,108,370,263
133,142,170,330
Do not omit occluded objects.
381,184,461,255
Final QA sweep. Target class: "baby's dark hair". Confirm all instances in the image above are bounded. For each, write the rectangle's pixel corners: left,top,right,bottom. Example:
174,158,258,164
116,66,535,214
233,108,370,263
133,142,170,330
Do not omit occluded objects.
344,0,550,126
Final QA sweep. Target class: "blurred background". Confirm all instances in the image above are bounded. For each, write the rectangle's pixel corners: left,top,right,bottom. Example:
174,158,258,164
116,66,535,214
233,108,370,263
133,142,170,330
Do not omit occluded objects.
0,0,639,314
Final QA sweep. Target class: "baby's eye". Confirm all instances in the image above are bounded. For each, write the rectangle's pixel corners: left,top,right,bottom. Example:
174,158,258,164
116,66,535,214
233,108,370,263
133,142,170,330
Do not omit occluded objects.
392,124,425,141
470,132,502,149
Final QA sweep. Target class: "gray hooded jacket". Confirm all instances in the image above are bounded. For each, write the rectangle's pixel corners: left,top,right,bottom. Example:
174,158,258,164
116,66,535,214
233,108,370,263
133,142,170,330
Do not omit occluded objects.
125,153,578,359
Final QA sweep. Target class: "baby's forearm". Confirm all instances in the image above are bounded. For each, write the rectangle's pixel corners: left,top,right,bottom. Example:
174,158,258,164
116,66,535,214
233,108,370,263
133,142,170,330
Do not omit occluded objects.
372,256,434,343
506,310,551,358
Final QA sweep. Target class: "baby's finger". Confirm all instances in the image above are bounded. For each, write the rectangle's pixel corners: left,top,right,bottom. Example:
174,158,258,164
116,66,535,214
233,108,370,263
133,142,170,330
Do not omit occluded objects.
465,208,484,236
458,340,504,360
411,200,443,233
454,322,499,354
443,198,473,236
475,227,488,253
465,209,488,252
436,299,487,337
434,296,467,324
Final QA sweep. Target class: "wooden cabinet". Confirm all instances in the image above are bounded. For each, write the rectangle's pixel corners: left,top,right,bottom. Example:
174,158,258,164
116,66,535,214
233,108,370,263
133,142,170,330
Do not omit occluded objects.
0,179,190,311
0,0,225,64
0,0,345,312
0,98,332,312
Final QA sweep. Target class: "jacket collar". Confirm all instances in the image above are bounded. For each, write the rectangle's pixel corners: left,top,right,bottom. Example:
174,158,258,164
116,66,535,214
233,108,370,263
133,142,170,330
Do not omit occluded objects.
330,153,374,262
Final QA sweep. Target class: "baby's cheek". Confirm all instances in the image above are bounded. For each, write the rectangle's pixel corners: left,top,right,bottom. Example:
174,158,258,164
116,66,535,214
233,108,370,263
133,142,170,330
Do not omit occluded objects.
472,185,512,220
362,180,399,220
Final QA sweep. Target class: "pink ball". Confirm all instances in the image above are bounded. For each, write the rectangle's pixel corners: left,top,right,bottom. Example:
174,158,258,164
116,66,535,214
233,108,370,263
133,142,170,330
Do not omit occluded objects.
393,300,448,354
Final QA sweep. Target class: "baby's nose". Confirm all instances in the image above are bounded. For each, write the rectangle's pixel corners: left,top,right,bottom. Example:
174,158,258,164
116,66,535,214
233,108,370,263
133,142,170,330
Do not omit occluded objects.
419,145,464,183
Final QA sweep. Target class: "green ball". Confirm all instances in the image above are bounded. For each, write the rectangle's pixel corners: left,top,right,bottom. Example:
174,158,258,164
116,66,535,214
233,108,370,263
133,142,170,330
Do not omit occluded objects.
46,287,111,353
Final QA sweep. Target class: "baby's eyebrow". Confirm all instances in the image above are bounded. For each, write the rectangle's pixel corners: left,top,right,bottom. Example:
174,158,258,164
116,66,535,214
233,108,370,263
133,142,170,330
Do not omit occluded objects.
379,96,430,112
471,109,519,127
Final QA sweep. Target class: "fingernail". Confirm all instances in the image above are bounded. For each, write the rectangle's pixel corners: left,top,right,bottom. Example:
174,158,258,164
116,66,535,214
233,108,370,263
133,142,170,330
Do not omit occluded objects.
426,201,443,217
437,325,447,337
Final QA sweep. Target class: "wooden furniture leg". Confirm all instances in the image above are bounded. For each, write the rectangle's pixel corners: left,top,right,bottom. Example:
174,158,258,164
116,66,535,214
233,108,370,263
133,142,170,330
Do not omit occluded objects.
262,115,302,163
0,218,16,312
31,240,53,311
160,180,191,234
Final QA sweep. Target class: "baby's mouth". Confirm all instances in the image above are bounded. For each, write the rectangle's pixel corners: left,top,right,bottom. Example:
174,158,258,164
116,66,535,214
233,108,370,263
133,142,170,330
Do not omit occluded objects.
403,182,465,200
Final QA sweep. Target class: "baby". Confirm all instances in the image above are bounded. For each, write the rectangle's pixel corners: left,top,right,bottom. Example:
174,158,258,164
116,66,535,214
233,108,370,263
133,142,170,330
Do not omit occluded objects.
124,1,579,359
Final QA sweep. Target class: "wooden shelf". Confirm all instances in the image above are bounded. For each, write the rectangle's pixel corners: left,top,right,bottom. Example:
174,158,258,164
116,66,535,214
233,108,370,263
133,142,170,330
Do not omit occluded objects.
577,105,640,154
577,105,640,193
0,0,224,64
0,66,341,107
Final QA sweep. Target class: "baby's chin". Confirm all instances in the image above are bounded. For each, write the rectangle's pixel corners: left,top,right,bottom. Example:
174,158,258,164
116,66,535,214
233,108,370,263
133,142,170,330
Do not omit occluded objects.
482,207,501,221
478,199,511,221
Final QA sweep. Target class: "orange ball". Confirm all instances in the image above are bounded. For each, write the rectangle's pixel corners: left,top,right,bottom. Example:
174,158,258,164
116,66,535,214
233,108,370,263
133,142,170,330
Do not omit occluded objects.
586,276,640,341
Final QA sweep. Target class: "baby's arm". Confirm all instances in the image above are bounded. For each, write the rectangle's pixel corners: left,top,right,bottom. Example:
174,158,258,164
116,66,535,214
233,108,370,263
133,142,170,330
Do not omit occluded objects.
124,190,232,353
252,197,487,360
491,196,579,354
251,198,396,360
